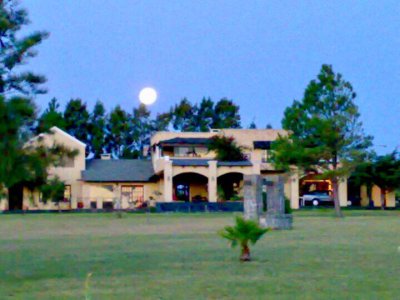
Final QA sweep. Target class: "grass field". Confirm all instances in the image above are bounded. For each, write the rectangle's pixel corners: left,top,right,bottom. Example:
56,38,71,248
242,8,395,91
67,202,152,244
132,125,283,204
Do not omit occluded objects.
1,210,400,299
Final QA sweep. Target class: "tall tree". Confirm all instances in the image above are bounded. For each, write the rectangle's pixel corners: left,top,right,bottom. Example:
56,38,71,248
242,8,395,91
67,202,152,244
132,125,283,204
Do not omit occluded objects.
271,64,372,217
0,0,48,95
352,160,375,207
171,98,197,131
64,98,90,148
105,105,130,158
36,97,65,133
0,1,74,196
88,101,106,158
152,112,172,132
212,98,241,129
130,104,152,158
195,97,215,131
373,151,400,209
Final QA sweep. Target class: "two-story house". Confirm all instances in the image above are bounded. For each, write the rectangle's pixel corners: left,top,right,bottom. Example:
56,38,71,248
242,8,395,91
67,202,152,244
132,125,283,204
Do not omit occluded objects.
0,127,396,211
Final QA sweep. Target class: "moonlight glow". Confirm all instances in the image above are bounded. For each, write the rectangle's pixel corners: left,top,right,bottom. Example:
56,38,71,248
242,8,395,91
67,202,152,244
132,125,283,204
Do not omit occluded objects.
139,87,157,105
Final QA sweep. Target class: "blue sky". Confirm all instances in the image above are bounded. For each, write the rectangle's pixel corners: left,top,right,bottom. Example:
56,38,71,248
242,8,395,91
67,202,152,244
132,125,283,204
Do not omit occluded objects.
25,0,399,152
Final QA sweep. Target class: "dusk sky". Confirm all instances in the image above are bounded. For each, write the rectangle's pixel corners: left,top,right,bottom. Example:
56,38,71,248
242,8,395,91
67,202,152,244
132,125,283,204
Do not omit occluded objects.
25,0,399,153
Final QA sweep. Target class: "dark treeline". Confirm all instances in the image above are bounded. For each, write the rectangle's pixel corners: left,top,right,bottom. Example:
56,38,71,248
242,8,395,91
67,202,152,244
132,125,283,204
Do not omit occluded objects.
35,97,248,159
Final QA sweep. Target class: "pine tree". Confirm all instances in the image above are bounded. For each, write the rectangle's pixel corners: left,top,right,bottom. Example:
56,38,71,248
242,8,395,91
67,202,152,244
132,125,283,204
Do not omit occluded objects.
171,98,197,131
64,98,90,148
152,112,172,132
105,105,130,158
212,98,241,129
0,1,75,196
88,101,106,158
36,97,65,133
129,104,152,158
373,151,400,209
195,97,215,131
272,65,373,217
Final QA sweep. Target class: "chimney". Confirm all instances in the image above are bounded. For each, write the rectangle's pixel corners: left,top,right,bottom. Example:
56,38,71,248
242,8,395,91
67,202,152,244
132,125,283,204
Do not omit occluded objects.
100,153,111,160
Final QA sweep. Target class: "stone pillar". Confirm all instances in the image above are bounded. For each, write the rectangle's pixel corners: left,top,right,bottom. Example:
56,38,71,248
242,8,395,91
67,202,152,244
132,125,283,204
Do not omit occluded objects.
164,160,173,202
208,161,218,202
338,177,348,207
261,175,293,230
243,175,263,220
264,175,285,214
290,172,299,209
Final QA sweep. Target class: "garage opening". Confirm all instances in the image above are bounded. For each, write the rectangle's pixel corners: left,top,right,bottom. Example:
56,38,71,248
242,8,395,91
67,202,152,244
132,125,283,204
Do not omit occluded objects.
299,174,332,207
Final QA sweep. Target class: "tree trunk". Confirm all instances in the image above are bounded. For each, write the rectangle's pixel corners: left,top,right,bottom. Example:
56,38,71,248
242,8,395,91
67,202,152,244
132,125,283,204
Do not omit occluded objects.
331,154,343,218
240,244,251,261
332,177,343,218
367,185,374,208
380,190,386,210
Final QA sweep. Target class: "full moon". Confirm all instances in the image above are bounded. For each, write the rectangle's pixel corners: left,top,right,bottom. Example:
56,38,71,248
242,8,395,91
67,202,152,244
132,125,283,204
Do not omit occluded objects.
139,87,157,105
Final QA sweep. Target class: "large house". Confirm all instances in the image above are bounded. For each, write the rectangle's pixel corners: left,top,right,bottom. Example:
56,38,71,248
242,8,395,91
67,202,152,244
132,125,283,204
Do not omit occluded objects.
0,127,396,211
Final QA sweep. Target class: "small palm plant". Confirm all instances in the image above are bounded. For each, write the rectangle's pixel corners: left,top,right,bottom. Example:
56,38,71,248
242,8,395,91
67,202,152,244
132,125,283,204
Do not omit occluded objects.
220,216,269,261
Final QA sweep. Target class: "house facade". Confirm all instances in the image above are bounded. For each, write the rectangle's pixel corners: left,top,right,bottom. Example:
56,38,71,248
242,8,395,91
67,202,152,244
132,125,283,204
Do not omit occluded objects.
0,127,396,211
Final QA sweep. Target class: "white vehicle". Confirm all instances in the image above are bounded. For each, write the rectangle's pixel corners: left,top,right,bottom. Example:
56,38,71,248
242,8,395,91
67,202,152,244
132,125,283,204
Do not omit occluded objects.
301,190,333,206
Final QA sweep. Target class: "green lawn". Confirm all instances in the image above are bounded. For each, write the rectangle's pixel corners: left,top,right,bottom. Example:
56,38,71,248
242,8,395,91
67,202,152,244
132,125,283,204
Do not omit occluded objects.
1,210,400,299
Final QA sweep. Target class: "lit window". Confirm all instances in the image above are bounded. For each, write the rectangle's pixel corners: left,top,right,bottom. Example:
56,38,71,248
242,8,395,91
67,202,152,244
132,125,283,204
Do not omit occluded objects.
121,185,144,203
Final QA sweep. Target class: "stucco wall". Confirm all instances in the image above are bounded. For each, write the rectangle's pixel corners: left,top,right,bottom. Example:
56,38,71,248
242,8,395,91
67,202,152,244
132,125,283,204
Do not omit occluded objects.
11,127,86,210
189,183,208,200
361,185,396,207
81,182,159,206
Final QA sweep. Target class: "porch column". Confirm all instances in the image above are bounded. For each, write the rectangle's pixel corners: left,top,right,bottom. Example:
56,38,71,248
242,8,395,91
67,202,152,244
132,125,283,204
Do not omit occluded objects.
163,160,173,202
155,145,160,159
208,161,218,202
290,171,299,209
0,197,8,211
96,197,103,209
338,177,348,207
70,183,79,209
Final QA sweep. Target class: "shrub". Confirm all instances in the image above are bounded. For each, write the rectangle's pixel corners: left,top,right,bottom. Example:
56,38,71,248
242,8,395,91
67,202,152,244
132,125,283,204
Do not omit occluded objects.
284,197,292,214
208,135,247,161
220,216,269,261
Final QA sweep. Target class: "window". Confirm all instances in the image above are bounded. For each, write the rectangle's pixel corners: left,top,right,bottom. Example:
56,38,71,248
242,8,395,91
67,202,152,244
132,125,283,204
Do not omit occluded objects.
102,185,114,192
194,147,207,156
262,150,271,163
64,185,71,202
121,185,144,203
174,147,206,157
174,147,189,157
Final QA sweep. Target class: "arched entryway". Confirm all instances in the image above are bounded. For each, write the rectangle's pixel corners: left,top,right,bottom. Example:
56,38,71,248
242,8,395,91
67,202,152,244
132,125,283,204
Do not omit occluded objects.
217,172,244,201
173,172,208,202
